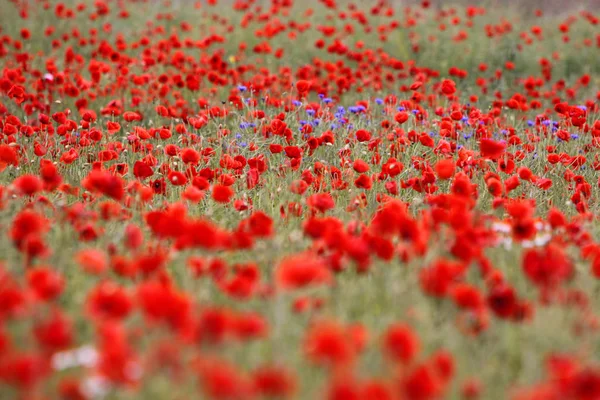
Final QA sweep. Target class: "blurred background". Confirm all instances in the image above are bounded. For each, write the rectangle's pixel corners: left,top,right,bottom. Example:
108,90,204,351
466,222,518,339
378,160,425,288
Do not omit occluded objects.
400,0,600,14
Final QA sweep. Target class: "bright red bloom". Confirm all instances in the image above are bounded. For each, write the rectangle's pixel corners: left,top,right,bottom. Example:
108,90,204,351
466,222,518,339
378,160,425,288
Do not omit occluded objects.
296,80,311,94
434,159,455,180
0,352,48,389
480,138,506,159
195,357,253,400
212,184,234,203
133,161,154,180
451,284,484,310
402,364,441,400
276,253,332,290
252,365,297,398
13,174,43,196
10,210,48,251
75,248,108,275
487,284,518,319
168,170,188,186
27,267,64,301
382,323,420,364
82,170,124,201
522,243,573,288
33,310,73,351
419,259,466,298
440,79,456,95
87,281,133,320
307,193,335,213
0,144,19,167
304,320,356,368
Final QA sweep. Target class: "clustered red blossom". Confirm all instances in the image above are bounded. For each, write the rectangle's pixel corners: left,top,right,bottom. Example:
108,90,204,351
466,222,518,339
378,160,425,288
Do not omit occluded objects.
0,0,599,399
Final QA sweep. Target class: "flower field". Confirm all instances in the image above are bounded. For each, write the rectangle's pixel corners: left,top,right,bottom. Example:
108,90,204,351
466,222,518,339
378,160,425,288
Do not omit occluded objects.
1,0,600,398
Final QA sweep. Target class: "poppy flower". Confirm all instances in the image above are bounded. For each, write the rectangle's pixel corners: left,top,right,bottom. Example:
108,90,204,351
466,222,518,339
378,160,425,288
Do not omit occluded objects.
522,243,573,288
124,224,144,250
82,170,124,201
304,320,355,367
212,184,234,203
252,365,297,398
420,259,466,298
195,357,253,400
10,210,48,251
275,253,332,290
402,364,441,400
435,159,455,180
382,323,420,364
33,310,73,351
356,129,371,142
307,193,335,213
479,139,506,159
0,352,48,389
354,174,373,189
0,144,19,167
296,80,311,95
75,248,108,275
168,170,188,186
133,161,154,179
13,175,43,196
440,79,456,95
87,281,132,320
27,267,64,301
487,284,518,319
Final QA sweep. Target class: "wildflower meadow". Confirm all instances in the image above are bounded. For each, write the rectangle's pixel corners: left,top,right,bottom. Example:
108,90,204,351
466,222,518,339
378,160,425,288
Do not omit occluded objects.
0,0,600,399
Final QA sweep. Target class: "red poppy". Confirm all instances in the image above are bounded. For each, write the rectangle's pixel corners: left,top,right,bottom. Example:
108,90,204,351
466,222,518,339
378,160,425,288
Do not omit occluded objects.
440,79,456,95
382,323,420,364
304,320,355,367
307,193,335,213
252,365,297,398
434,159,455,179
402,364,441,400
479,138,506,159
133,161,154,179
87,281,132,320
82,170,124,201
275,253,332,290
27,267,64,301
212,184,234,203
0,144,19,167
75,248,108,275
13,175,43,196
296,80,311,95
